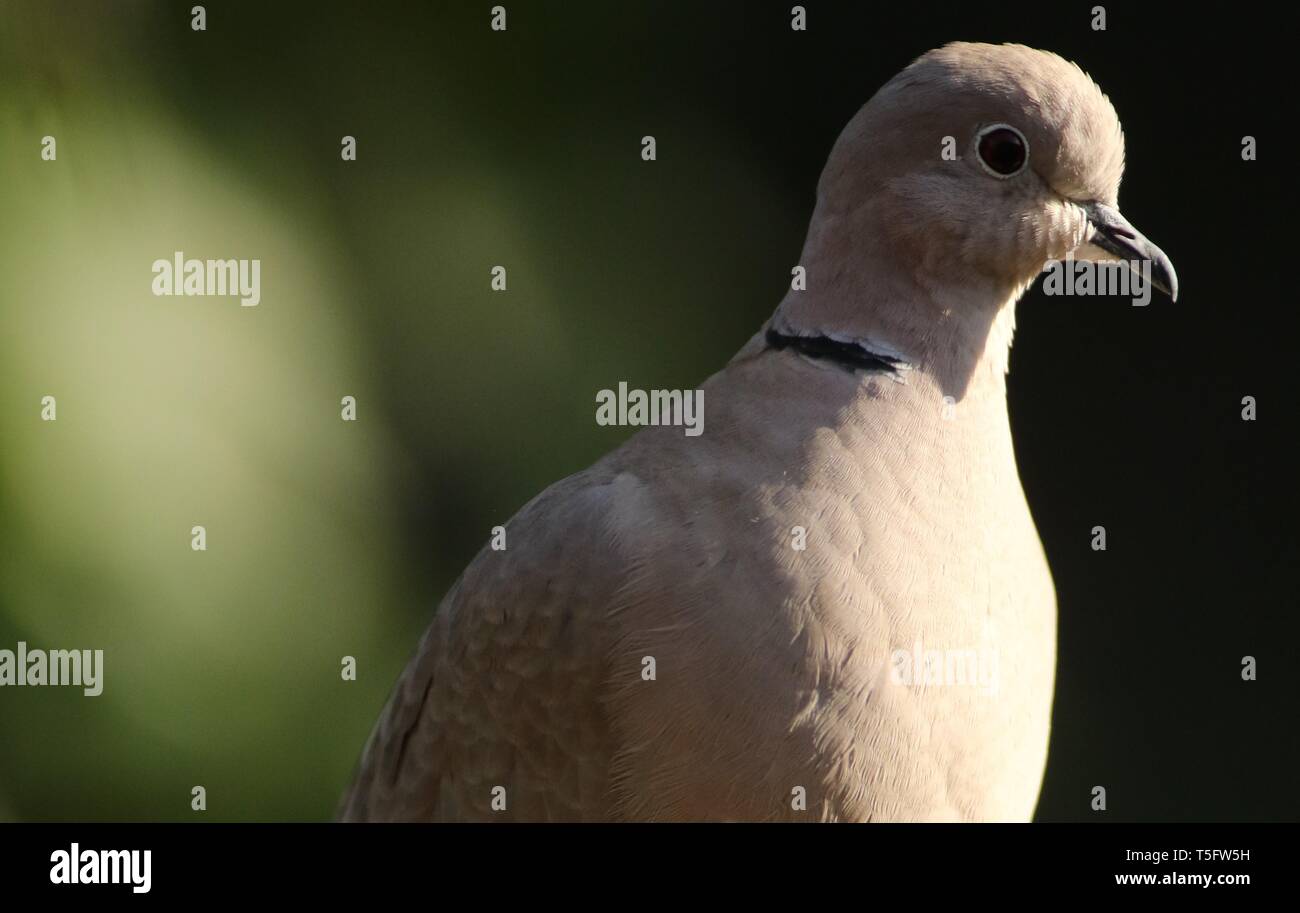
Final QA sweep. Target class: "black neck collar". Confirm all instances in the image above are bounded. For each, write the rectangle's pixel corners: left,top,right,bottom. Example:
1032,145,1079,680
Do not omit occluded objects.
765,326,908,375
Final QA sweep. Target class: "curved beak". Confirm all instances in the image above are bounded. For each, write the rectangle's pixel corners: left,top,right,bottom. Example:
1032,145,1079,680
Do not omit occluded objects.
1081,202,1179,301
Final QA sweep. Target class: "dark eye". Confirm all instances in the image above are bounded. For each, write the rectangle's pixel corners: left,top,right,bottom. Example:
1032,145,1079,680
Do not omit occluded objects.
976,124,1028,178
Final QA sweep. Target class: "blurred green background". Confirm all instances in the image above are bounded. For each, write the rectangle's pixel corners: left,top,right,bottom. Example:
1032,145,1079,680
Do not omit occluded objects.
1,1,1293,821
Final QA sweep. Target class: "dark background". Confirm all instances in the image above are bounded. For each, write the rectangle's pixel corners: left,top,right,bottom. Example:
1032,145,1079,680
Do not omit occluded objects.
0,1,1293,822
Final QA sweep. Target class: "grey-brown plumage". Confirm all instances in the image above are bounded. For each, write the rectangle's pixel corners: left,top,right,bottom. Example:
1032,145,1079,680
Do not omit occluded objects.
340,42,1176,822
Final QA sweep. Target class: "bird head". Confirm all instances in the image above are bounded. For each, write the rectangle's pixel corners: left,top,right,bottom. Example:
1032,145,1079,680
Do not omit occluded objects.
812,41,1177,305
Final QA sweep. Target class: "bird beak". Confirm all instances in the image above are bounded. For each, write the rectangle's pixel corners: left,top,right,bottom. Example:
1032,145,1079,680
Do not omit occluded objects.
1079,202,1179,301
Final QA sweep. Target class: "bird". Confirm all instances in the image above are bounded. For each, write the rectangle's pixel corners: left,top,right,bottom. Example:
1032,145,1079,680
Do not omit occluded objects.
339,42,1177,822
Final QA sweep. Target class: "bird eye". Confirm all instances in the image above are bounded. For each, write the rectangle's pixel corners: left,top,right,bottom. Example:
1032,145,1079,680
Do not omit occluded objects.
975,124,1028,178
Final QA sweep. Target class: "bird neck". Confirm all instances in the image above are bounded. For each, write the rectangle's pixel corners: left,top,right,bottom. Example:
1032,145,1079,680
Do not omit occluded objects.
772,251,1028,406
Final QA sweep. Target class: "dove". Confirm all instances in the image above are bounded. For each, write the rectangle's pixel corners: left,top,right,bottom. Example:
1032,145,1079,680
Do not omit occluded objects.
340,42,1177,822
